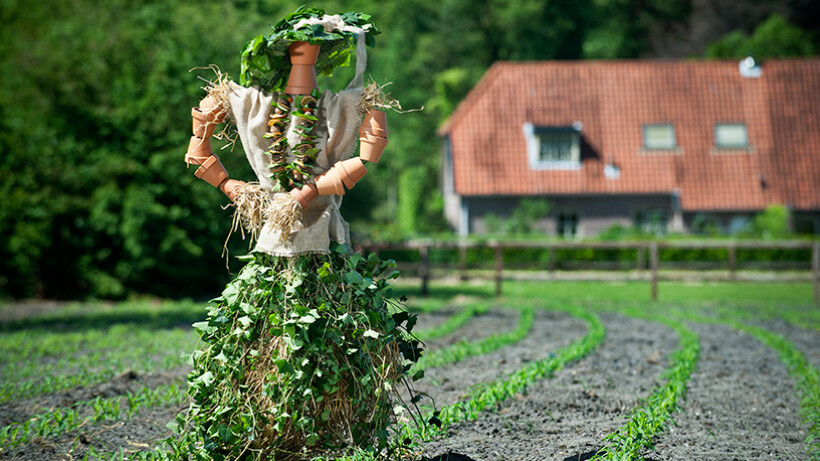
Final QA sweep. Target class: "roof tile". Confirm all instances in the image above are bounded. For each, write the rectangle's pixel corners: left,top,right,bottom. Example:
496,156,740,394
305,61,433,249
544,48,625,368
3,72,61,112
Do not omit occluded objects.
443,59,820,211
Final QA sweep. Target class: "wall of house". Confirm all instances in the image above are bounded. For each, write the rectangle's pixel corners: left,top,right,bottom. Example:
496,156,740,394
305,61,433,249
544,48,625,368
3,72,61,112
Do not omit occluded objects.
462,195,675,237
683,210,820,235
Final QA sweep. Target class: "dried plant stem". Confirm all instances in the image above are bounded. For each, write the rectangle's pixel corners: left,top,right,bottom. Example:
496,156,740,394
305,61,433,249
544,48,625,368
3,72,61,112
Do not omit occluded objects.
357,80,403,114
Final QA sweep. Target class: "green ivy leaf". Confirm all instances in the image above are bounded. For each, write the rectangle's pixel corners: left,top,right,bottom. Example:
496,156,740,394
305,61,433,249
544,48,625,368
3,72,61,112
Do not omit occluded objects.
218,424,232,442
192,321,211,333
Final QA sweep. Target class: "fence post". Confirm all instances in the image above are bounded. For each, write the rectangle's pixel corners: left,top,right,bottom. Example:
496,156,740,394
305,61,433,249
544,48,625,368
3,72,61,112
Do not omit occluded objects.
459,243,468,282
637,247,645,272
419,244,429,297
650,242,659,301
728,244,737,281
813,241,819,307
494,243,503,297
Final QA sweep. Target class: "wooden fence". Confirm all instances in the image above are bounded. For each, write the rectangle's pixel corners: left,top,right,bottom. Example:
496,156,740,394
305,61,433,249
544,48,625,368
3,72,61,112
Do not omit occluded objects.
356,240,820,305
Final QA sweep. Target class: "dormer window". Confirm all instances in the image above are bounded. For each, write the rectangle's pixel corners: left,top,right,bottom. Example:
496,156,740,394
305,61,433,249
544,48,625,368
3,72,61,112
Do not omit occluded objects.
715,123,748,149
523,122,581,170
643,124,676,150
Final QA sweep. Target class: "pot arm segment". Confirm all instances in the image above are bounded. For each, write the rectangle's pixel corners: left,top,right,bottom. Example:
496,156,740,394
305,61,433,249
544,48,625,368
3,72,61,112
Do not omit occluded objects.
185,105,244,201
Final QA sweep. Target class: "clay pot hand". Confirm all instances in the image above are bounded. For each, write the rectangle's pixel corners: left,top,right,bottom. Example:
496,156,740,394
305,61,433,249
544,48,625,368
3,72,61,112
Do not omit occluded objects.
220,179,246,202
199,95,228,124
290,183,318,209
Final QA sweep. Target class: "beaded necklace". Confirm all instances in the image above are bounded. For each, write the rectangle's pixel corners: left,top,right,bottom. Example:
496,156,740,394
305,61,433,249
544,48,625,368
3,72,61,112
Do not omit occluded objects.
265,92,320,191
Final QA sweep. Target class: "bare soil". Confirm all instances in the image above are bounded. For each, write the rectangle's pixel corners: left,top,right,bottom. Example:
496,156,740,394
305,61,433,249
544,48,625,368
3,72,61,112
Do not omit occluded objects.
418,311,815,461
1,307,816,460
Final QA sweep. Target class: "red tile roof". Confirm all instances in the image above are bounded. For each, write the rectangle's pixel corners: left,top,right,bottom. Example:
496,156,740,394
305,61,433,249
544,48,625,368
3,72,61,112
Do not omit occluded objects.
441,59,820,211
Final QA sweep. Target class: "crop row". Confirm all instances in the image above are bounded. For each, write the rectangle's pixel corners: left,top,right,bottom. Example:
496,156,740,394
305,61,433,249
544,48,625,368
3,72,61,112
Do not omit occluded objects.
683,306,820,461
404,307,606,442
7,297,816,461
0,327,196,402
413,303,489,341
737,323,820,459
0,324,192,365
592,314,699,460
0,383,186,451
412,306,534,372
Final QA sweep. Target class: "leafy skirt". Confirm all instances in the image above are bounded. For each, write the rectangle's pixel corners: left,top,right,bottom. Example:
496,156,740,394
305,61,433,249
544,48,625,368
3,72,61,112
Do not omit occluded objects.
186,243,420,460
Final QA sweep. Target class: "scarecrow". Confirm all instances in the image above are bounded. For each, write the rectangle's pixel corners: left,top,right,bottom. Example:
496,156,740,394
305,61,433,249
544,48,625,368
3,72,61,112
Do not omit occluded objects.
182,8,421,460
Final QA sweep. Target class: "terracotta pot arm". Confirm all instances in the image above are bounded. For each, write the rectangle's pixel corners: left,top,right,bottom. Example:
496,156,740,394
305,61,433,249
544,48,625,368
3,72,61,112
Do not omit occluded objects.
315,158,368,198
186,108,243,201
358,110,388,163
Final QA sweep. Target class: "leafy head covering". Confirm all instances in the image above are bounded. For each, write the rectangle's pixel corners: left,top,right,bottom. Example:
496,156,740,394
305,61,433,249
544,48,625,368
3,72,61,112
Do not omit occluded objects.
240,7,380,92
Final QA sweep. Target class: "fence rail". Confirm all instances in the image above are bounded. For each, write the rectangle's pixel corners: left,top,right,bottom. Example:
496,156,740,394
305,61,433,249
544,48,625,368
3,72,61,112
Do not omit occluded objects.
355,240,820,305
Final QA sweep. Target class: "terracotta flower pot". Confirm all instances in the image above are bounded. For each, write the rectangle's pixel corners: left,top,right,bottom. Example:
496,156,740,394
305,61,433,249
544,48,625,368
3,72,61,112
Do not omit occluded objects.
358,125,389,138
285,41,320,95
361,109,387,133
337,158,368,189
199,95,227,124
315,168,345,195
192,108,216,138
220,179,246,202
290,183,318,209
359,134,389,163
186,136,213,165
195,155,229,188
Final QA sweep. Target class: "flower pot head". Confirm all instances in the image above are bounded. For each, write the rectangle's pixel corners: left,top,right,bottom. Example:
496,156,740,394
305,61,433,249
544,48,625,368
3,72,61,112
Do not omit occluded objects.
285,41,320,94
288,41,321,65
284,63,319,95
239,7,380,93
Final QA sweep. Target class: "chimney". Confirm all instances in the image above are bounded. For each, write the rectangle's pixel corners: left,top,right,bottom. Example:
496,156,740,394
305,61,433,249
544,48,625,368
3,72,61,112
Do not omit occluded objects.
739,56,762,78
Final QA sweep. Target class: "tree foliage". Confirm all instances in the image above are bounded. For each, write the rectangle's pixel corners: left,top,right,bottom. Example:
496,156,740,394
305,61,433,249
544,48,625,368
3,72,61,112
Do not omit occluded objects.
705,14,817,58
0,0,814,299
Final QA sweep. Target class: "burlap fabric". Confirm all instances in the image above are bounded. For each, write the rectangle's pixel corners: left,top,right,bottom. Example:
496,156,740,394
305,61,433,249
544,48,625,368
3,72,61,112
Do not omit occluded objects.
228,85,362,256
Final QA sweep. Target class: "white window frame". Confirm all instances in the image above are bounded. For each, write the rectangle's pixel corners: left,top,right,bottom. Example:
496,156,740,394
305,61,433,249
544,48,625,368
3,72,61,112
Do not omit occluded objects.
523,122,581,170
642,123,677,150
715,123,749,149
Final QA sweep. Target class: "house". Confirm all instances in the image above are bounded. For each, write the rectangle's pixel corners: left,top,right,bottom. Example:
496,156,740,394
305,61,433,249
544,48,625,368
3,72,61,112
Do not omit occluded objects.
440,58,820,237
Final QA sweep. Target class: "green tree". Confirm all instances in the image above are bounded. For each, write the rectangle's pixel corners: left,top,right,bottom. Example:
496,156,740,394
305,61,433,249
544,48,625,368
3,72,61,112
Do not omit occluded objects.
0,0,302,298
706,14,816,58
583,0,692,58
745,205,792,239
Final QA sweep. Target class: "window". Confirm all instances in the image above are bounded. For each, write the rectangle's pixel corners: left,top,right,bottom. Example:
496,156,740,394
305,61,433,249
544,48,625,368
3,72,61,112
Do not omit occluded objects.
715,123,748,149
523,122,581,170
538,131,578,162
634,209,669,235
643,124,676,150
557,212,579,239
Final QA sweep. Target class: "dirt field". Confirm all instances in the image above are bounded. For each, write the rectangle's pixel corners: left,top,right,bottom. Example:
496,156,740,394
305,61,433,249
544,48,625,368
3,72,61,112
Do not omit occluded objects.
0,300,816,460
